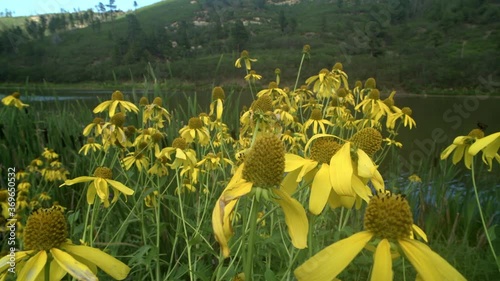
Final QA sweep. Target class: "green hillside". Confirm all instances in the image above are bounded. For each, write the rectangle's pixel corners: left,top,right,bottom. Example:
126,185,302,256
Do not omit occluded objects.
0,0,499,93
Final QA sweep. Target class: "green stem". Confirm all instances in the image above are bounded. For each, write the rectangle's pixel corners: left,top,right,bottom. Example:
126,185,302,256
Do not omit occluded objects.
243,196,259,280
308,214,315,258
293,53,306,93
176,172,194,281
471,160,499,271
156,177,162,281
45,255,51,281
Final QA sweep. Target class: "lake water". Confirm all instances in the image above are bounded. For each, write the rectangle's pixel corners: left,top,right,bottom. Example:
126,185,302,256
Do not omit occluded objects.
2,89,499,175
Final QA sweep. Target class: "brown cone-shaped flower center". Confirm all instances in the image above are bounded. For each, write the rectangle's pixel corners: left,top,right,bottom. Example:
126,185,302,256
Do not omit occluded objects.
87,137,95,144
310,108,323,121
24,206,68,251
242,135,285,188
152,132,164,143
188,117,203,129
111,112,126,127
172,137,188,150
212,86,225,100
240,50,249,58
268,81,278,89
364,78,376,89
111,90,124,101
251,95,273,112
94,167,113,179
92,117,104,124
364,191,413,240
310,138,341,164
350,127,382,157
333,62,343,71
368,89,380,100
402,107,413,116
12,92,21,99
139,97,149,106
153,97,163,106
302,44,311,53
468,128,484,139
337,88,347,97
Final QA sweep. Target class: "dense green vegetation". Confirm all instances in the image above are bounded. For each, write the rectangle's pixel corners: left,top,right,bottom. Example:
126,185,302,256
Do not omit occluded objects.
0,0,499,94
0,0,500,93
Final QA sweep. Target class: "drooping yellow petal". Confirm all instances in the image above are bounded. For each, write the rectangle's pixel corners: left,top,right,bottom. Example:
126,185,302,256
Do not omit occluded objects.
94,178,109,201
282,169,302,195
398,238,466,281
223,181,253,202
294,231,373,281
330,142,354,196
285,153,307,172
106,179,135,196
411,224,428,242
61,244,130,280
309,164,331,215
468,132,500,156
0,250,33,272
440,144,457,160
18,250,47,281
93,100,112,114
371,239,393,281
273,189,308,249
86,183,97,205
357,149,376,178
59,176,96,187
48,257,68,281
297,160,318,182
452,145,465,165
50,248,97,281
212,197,238,258
351,174,371,203
108,100,119,117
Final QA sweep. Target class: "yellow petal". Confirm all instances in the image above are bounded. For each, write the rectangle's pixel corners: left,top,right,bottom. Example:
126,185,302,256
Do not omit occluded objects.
309,164,331,215
94,178,109,201
61,244,130,280
398,238,466,281
297,160,318,182
59,176,95,187
282,169,302,195
357,149,376,178
50,248,97,281
48,257,68,281
468,132,500,156
212,198,237,258
452,145,465,165
106,179,135,195
371,239,393,281
273,189,308,249
108,100,119,117
223,181,253,202
351,174,371,203
440,144,457,160
412,224,428,242
0,250,33,272
86,183,97,205
294,231,373,281
330,143,354,196
92,100,111,114
285,153,306,172
18,250,47,281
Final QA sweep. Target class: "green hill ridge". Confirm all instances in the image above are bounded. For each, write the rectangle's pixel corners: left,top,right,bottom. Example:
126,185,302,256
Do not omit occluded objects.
0,0,499,94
